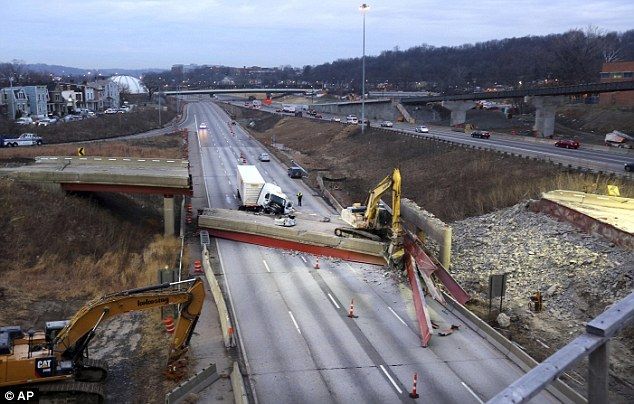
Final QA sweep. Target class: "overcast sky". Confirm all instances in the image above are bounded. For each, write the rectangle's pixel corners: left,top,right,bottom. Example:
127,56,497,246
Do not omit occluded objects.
1,0,632,70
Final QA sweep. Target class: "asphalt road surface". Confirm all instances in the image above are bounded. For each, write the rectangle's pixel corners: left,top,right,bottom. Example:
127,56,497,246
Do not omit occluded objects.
221,97,632,176
183,100,558,403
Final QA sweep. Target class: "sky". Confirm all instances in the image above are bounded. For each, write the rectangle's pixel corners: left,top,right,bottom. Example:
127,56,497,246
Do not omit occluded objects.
1,0,632,70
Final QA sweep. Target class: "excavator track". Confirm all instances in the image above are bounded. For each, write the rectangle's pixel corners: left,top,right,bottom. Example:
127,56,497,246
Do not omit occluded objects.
76,358,108,382
37,380,105,403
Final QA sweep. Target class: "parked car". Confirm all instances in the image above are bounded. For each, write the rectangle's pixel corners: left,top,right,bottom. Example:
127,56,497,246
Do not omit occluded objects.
1,133,43,147
259,153,270,162
555,139,580,149
346,115,358,124
288,166,305,178
415,125,429,133
15,117,34,125
331,117,341,122
380,121,394,127
199,122,207,129
625,162,634,172
104,108,117,114
63,114,82,122
37,118,57,126
471,131,491,139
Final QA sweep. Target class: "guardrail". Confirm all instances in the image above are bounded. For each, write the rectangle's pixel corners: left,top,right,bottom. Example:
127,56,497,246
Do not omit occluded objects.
201,243,236,348
488,291,634,404
164,363,220,404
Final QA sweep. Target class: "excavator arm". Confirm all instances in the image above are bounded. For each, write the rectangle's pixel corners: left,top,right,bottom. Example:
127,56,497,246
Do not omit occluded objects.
363,168,402,235
54,278,205,363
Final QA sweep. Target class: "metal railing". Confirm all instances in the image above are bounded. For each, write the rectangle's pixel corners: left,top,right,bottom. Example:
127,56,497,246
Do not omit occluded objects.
488,291,634,403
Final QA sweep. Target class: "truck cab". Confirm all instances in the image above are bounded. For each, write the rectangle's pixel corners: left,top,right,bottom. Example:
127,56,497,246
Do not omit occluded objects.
259,183,293,215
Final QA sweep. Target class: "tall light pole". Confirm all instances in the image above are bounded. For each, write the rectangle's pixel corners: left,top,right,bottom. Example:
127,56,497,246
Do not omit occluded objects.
360,3,369,134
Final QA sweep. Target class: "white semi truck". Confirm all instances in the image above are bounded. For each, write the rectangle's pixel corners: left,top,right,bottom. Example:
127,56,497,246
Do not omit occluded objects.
236,165,294,215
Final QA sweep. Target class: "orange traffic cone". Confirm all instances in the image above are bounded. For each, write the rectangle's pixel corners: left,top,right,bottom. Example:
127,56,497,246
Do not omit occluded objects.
409,372,420,398
163,316,175,333
194,260,203,274
348,299,358,318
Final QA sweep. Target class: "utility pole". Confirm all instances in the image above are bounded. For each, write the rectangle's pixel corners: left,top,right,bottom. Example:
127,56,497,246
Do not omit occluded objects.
158,93,162,127
360,4,369,134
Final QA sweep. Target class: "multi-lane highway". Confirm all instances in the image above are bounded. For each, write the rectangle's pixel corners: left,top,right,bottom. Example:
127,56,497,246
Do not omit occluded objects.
223,97,632,176
183,100,559,403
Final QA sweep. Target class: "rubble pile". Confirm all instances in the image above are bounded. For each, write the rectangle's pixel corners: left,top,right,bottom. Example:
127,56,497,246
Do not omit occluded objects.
450,202,632,321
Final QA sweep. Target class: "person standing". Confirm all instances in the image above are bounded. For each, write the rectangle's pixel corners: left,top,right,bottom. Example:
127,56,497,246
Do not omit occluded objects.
297,192,303,206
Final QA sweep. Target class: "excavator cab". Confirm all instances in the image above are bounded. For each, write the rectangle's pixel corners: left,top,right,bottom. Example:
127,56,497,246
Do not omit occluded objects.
45,320,70,343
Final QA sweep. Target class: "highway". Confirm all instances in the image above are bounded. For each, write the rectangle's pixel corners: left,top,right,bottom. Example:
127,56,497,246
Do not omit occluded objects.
223,97,632,176
183,100,558,403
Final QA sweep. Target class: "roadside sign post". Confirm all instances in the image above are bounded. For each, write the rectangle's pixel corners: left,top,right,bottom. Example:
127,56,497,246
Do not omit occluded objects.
488,273,508,319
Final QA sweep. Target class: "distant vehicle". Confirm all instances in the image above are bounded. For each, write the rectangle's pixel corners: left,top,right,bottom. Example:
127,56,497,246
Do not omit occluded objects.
282,104,296,113
199,122,207,129
380,121,393,127
252,100,262,108
231,121,237,125
104,108,117,114
288,165,306,179
346,115,358,124
37,117,57,126
555,139,580,149
315,113,322,119
471,130,490,139
15,117,34,125
63,114,82,122
605,130,632,149
625,162,633,172
2,133,43,147
331,117,341,122
259,152,270,162
415,125,429,133
275,109,282,113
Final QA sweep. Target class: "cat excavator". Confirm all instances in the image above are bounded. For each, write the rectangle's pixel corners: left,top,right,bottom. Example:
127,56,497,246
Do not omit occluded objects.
0,278,205,403
335,168,404,266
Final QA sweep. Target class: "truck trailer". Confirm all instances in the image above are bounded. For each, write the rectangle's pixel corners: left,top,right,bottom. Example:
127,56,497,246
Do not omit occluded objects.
236,165,294,214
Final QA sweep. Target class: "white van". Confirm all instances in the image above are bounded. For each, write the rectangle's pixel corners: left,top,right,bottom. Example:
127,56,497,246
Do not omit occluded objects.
346,115,358,124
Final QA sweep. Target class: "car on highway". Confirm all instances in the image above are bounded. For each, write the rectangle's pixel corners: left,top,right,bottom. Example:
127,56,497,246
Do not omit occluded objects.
415,125,429,133
15,117,34,125
625,162,634,172
259,152,270,162
346,115,358,124
199,122,207,129
555,139,580,149
471,130,490,139
104,108,117,114
380,121,393,127
275,109,282,113
331,117,341,122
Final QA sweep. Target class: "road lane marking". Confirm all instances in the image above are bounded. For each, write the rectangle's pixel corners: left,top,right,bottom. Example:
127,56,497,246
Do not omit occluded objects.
327,293,340,309
262,259,271,273
379,365,402,394
387,306,407,326
288,311,301,334
461,382,484,403
300,256,307,263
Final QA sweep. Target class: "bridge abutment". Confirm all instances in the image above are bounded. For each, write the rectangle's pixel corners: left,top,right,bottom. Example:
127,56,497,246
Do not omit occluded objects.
441,100,476,126
164,195,175,236
526,95,566,138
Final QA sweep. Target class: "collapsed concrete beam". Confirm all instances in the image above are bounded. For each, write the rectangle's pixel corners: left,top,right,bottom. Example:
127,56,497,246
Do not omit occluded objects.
401,198,452,268
198,208,387,265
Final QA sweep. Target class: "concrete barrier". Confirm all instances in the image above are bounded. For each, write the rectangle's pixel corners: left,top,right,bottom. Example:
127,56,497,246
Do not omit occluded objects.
164,363,219,404
231,362,249,404
316,174,345,212
441,293,585,404
35,155,189,167
401,198,452,268
202,244,236,348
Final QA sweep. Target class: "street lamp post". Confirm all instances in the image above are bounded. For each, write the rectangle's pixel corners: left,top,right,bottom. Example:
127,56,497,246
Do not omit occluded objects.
360,4,369,134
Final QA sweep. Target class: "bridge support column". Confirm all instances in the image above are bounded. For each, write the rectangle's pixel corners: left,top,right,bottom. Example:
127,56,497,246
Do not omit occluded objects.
442,101,476,127
527,96,566,138
164,195,175,236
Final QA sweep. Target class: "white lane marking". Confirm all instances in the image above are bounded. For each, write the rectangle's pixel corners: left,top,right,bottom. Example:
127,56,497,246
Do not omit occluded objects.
387,306,407,326
262,259,271,273
300,256,307,263
327,293,340,309
379,365,402,394
288,311,301,334
461,382,484,403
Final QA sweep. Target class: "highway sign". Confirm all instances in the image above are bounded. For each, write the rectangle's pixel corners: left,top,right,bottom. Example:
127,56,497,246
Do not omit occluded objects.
77,147,85,156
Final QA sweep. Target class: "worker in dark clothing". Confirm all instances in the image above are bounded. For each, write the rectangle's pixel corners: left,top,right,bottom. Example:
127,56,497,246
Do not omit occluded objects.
297,192,303,206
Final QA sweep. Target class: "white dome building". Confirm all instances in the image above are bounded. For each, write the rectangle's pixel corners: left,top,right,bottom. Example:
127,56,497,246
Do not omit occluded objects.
109,75,148,94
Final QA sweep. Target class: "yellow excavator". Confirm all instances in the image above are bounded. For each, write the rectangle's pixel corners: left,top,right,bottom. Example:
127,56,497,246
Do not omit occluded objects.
0,278,205,403
335,168,404,265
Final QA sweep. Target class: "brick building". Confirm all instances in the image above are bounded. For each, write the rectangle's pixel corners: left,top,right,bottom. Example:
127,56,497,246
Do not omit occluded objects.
599,61,634,107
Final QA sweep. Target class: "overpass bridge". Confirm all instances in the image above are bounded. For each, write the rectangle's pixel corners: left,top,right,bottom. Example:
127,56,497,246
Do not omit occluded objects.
163,88,313,96
0,156,192,236
314,81,634,137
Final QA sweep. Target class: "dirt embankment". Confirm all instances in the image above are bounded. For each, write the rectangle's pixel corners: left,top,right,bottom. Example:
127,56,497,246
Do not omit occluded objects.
0,134,186,402
223,103,634,400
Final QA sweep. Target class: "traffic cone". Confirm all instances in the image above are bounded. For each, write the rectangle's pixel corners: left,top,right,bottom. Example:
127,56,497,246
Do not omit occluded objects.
194,260,203,274
409,372,420,398
348,299,358,318
163,316,175,333
314,257,320,269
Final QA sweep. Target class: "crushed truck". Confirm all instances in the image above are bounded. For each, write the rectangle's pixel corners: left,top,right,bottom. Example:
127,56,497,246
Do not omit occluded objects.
605,130,633,149
236,165,294,214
